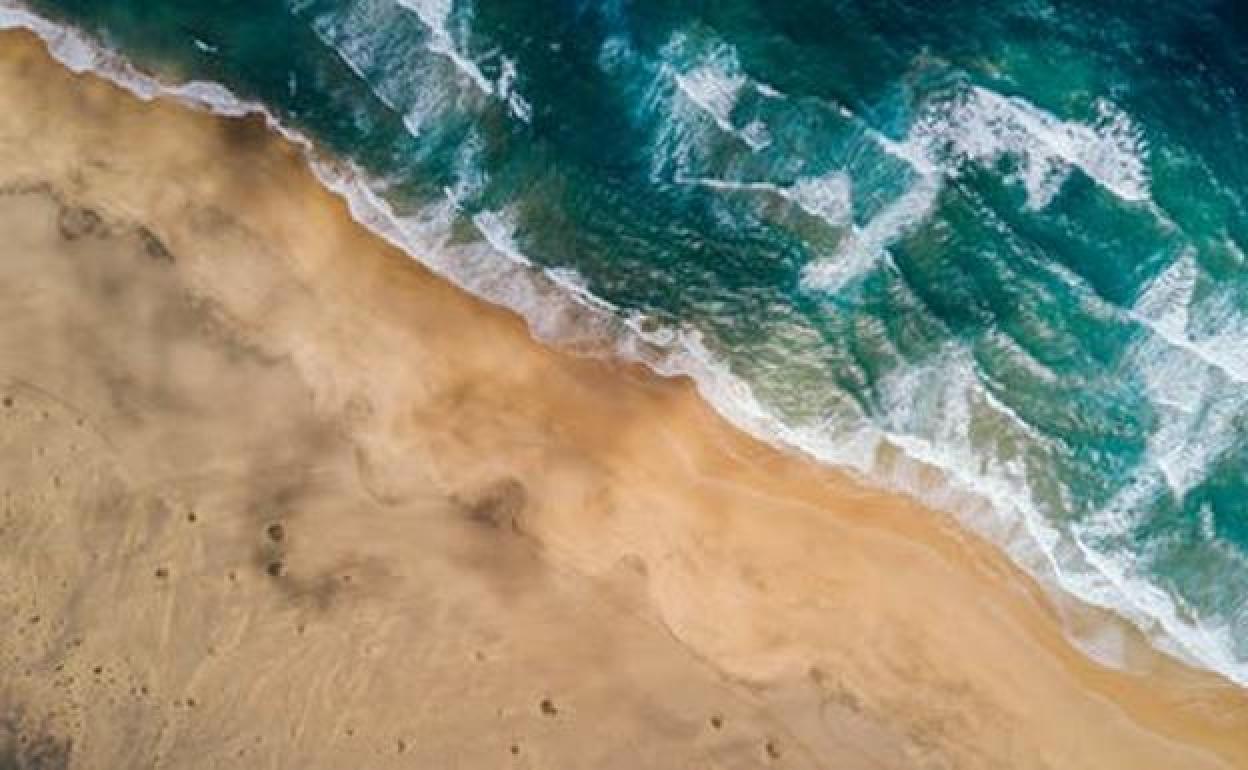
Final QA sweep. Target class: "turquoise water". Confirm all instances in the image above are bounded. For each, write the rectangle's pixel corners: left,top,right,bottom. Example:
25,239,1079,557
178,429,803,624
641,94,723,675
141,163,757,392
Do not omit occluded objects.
6,0,1248,682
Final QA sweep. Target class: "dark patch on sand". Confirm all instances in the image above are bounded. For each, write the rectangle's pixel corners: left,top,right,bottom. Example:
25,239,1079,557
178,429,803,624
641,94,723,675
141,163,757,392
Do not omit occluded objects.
765,739,782,760
135,226,174,263
217,113,272,155
808,666,863,714
0,711,71,770
446,477,548,599
56,205,104,242
461,478,527,534
539,698,558,717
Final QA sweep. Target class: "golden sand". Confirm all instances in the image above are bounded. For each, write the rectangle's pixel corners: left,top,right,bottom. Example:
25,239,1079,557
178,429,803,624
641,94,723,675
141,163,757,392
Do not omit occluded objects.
1,30,1246,769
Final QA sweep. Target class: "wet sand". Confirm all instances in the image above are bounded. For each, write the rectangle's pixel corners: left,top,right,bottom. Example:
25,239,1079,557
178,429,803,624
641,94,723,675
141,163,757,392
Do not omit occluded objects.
0,29,1246,770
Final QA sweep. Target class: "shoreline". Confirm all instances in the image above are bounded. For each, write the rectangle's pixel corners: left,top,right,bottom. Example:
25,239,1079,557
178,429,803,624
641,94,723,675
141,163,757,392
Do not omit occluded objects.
1,26,1247,769
6,3,1238,689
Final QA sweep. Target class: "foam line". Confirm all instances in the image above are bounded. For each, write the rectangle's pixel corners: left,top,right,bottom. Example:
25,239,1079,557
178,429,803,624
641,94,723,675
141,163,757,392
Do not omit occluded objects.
886,85,1150,209
395,0,531,122
678,170,853,228
802,174,942,294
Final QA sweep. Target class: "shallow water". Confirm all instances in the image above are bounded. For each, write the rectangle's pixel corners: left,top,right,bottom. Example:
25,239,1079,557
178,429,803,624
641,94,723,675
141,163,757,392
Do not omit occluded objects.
11,0,1248,684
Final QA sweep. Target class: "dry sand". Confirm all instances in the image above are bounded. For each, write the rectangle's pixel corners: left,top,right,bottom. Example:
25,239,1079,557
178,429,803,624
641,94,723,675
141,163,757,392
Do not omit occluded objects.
0,30,1246,770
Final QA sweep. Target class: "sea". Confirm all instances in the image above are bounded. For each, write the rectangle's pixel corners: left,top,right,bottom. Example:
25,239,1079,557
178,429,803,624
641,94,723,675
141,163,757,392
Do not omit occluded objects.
4,0,1248,687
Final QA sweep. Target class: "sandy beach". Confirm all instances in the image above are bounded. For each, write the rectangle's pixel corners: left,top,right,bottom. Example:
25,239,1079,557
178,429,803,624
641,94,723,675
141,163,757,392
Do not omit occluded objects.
1,29,1246,769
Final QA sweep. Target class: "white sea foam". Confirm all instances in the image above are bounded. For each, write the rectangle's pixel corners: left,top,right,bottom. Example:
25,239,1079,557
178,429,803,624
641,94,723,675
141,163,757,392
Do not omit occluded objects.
397,0,487,93
872,345,1248,684
907,86,1149,209
754,81,785,100
471,208,532,267
1131,336,1243,499
395,0,531,122
308,0,530,135
657,32,773,155
309,9,406,117
1134,249,1199,351
672,65,770,152
678,169,853,229
1125,254,1248,502
496,55,531,123
696,83,1123,297
446,129,488,202
1067,524,1247,679
1189,288,1248,380
802,173,942,293
788,172,854,227
672,66,743,136
871,349,1062,563
7,3,1248,688
1133,250,1248,385
0,4,260,117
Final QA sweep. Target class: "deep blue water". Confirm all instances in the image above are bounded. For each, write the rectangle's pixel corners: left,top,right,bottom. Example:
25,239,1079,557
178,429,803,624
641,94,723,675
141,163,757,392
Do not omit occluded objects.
7,0,1248,683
